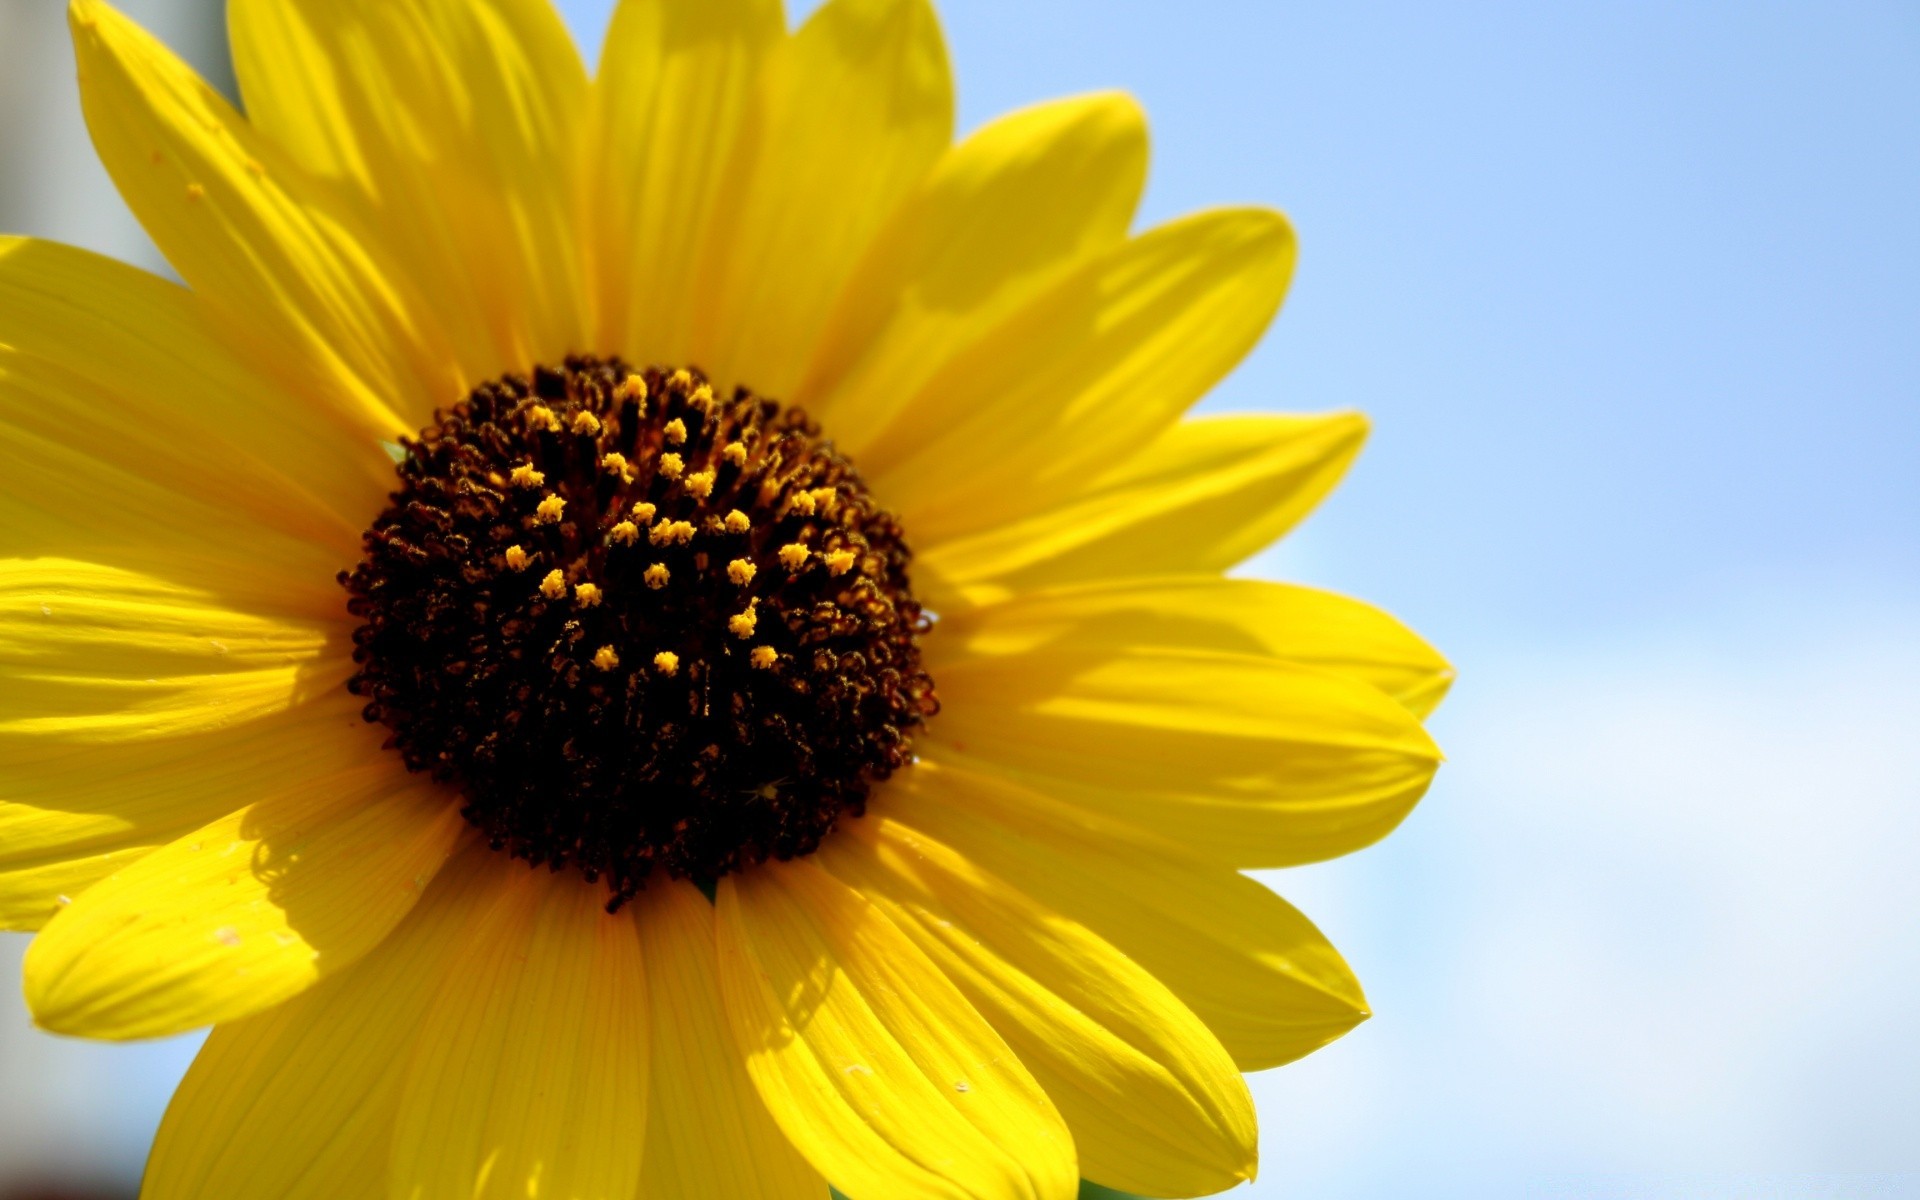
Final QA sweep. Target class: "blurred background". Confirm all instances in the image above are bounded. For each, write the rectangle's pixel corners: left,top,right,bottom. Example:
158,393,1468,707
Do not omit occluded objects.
2,1,1915,1197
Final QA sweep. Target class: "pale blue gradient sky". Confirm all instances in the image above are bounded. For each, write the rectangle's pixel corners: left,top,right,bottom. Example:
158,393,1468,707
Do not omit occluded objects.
3,2,1917,1197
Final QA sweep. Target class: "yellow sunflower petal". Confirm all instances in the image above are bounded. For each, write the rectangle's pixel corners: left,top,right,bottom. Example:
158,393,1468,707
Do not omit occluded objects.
592,0,784,367
0,685,381,932
886,758,1371,1071
390,867,648,1200
921,412,1368,606
928,639,1440,869
691,0,954,399
797,92,1148,449
0,250,372,618
142,841,502,1200
0,559,335,745
23,761,462,1040
825,815,1258,1197
936,576,1454,720
0,236,388,558
863,208,1295,542
228,0,590,382
636,879,827,1200
69,0,459,438
715,857,1078,1200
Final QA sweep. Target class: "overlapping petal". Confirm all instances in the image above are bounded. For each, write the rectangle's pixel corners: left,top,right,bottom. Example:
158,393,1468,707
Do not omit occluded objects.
863,209,1295,544
824,816,1258,1197
938,576,1452,719
70,0,461,438
798,92,1148,450
883,758,1372,1070
228,0,591,386
716,856,1078,1200
637,880,826,1200
919,412,1368,606
0,558,369,930
23,757,463,1040
690,0,954,398
928,620,1441,868
0,236,387,559
140,842,503,1200
591,0,785,368
390,864,649,1200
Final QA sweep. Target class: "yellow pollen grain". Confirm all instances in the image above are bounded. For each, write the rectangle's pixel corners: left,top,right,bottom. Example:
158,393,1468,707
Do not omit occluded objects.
527,404,561,433
778,543,810,570
653,651,680,676
540,569,567,599
510,462,545,488
788,491,816,517
535,494,566,524
728,603,758,639
692,384,715,408
609,520,638,546
645,563,670,589
809,487,839,514
631,501,657,523
571,411,602,436
750,646,779,670
615,373,648,408
722,441,748,466
824,549,858,576
504,545,531,571
649,519,695,547
724,509,751,533
658,452,685,479
685,470,716,499
592,645,620,672
663,418,687,445
670,369,693,390
727,559,757,585
602,452,633,480
574,582,603,608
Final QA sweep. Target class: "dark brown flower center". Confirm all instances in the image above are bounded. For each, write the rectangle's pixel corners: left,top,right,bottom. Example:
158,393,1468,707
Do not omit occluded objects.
340,357,937,908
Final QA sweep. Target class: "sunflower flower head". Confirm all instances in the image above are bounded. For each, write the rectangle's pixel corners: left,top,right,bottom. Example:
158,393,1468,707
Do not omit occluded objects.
0,1,1450,1197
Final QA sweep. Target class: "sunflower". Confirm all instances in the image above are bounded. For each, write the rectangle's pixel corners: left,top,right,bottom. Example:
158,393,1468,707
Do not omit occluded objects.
0,0,1448,1196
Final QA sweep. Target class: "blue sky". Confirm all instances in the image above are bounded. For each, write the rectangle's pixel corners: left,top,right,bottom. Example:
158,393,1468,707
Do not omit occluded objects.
3,1,1917,1196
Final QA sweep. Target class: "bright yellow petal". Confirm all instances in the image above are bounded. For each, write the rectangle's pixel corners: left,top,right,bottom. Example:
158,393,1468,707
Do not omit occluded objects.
920,412,1367,608
591,0,784,367
715,856,1077,1200
23,760,462,1040
0,240,376,620
937,576,1453,720
0,236,388,560
228,0,590,382
797,92,1148,448
636,880,826,1200
690,0,953,399
390,867,648,1200
70,0,459,438
863,208,1294,543
0,559,336,745
0,684,382,932
883,758,1371,1071
928,640,1440,869
142,841,503,1200
824,816,1258,1198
